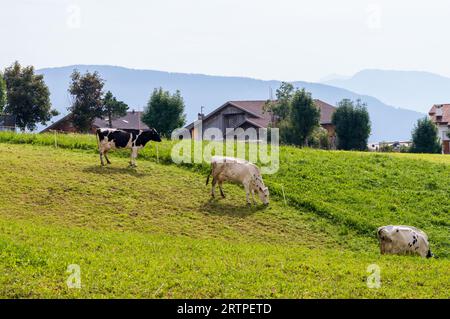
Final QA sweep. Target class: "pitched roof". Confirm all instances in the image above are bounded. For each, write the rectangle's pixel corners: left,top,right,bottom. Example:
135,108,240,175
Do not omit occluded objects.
186,99,336,129
41,111,149,132
313,99,336,124
93,111,149,130
429,104,450,125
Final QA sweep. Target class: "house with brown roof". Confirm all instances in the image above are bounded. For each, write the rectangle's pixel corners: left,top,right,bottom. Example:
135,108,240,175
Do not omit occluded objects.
186,99,336,144
429,104,450,154
41,110,148,133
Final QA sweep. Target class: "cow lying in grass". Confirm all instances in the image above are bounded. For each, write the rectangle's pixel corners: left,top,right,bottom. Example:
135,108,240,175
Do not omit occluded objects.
377,225,434,258
96,128,161,167
206,156,269,206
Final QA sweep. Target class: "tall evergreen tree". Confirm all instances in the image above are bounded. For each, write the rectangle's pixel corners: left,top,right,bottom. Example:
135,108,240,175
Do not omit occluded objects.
289,88,320,146
0,72,6,113
102,91,128,128
410,117,441,153
332,99,371,151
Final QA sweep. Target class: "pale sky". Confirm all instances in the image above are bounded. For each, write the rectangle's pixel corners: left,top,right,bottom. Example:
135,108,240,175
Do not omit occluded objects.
1,0,449,82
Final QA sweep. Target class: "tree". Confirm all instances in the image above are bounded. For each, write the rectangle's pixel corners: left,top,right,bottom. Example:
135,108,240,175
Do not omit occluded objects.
142,88,186,138
332,99,371,151
410,117,441,154
102,91,128,128
264,83,319,146
3,61,58,131
68,70,104,132
289,88,320,146
0,72,6,113
264,82,294,121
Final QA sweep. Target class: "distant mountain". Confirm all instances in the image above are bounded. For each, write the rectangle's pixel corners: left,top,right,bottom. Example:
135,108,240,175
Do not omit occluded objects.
323,69,450,113
36,65,423,142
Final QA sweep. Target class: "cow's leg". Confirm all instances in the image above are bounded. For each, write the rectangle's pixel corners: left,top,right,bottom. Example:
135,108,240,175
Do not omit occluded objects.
99,145,106,166
250,188,256,205
99,151,105,166
211,177,217,198
104,151,111,164
130,147,138,167
243,183,251,205
219,181,225,198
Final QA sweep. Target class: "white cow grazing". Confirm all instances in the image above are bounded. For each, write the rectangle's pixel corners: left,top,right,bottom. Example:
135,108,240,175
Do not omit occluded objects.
377,225,433,258
206,156,269,205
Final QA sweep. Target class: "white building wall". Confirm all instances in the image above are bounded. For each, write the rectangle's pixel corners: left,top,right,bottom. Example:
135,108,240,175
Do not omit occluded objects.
437,125,449,141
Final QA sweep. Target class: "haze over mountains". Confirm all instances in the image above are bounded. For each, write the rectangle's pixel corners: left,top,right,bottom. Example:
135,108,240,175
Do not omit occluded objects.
323,69,450,113
36,65,424,142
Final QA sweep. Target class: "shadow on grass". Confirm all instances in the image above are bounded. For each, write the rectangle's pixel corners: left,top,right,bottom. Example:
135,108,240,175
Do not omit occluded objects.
83,165,146,178
199,197,267,217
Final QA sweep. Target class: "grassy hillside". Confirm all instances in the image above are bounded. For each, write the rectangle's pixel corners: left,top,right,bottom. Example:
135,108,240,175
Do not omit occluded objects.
0,133,449,298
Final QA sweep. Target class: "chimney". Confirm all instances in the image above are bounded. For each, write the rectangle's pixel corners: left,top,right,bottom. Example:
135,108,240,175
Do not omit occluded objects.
197,106,206,121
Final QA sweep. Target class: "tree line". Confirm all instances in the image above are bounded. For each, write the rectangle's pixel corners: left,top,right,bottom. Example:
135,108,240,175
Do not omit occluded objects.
265,82,371,151
0,62,444,153
0,61,186,137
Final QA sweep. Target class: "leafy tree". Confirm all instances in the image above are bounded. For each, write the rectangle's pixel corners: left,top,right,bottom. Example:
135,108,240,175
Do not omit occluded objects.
0,72,6,113
289,89,320,146
142,88,186,138
102,91,128,128
3,61,58,131
332,99,371,151
264,82,294,121
410,117,441,154
265,83,320,146
68,70,104,132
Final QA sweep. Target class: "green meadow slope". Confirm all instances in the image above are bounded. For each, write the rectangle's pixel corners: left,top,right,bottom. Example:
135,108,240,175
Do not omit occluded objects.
0,134,449,298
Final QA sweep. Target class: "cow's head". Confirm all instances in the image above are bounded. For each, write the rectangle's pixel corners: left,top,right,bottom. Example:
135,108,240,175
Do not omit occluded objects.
254,175,269,205
377,227,392,242
143,128,162,142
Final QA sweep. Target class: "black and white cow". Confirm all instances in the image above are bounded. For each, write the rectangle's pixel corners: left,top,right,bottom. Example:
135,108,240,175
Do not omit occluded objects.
96,128,161,167
377,225,434,258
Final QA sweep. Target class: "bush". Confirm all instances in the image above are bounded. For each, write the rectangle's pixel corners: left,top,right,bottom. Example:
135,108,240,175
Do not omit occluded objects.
307,127,330,149
410,117,442,154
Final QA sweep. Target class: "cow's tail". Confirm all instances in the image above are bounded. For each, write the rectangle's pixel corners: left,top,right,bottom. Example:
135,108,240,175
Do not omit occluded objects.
95,129,101,151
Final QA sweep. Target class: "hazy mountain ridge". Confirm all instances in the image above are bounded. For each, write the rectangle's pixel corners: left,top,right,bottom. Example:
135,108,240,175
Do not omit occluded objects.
36,65,424,142
323,69,450,113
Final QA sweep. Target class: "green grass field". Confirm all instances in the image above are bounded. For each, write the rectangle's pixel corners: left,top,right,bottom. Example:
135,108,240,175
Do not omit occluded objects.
0,133,448,298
